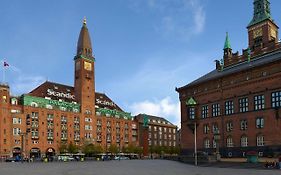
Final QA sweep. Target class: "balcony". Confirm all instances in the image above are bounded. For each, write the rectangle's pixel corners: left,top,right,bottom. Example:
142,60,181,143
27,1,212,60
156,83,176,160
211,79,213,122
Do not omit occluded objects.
97,122,102,126
31,124,39,128
47,117,53,121
97,138,102,142
47,136,54,140
74,137,80,141
107,139,111,143
61,137,68,141
31,136,39,140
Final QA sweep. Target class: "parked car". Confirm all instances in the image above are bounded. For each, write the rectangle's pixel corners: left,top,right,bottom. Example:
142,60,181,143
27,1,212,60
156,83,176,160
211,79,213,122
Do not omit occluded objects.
114,156,130,160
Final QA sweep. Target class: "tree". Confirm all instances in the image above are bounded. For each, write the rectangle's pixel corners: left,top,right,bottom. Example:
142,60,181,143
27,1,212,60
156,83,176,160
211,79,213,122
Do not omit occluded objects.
59,143,68,154
68,142,79,153
108,144,118,154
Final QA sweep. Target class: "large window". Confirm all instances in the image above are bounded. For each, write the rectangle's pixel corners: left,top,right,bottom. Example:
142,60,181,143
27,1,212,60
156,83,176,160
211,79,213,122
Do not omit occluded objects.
204,139,210,148
212,103,220,117
226,121,233,132
272,91,281,108
254,95,265,110
257,135,265,146
212,123,219,133
240,136,248,147
226,136,234,147
239,97,249,113
201,105,208,119
203,124,210,134
256,117,264,129
225,101,234,115
240,120,248,130
189,107,195,119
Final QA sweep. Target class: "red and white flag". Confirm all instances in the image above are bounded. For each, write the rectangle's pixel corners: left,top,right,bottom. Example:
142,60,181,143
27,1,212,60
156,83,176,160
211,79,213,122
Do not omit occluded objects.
3,61,9,67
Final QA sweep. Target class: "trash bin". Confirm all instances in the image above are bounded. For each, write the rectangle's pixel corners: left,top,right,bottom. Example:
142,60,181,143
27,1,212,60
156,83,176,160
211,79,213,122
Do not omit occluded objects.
246,151,258,163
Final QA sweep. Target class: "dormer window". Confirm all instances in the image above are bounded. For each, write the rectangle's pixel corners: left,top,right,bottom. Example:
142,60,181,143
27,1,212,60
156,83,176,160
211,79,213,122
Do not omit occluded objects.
31,102,38,107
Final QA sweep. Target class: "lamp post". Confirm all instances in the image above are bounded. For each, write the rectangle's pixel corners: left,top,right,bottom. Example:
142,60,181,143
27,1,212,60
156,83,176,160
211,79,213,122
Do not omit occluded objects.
194,122,197,166
213,130,221,161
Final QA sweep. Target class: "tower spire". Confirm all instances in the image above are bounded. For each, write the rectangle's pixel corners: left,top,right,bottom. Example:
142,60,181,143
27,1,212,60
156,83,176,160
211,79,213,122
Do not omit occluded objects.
76,18,94,59
248,0,272,27
224,32,231,50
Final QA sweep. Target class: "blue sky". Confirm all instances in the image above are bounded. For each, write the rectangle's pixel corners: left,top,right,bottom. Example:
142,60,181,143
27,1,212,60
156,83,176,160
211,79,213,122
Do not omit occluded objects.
1,0,281,127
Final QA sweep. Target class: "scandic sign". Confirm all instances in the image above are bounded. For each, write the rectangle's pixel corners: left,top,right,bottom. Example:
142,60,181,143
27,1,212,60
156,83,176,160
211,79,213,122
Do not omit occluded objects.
47,89,75,100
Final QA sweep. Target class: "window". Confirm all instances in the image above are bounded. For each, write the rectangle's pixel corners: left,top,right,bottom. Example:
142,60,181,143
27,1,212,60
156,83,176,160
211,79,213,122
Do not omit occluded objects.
13,128,21,135
225,101,234,115
257,135,265,146
226,137,234,147
204,139,210,148
239,97,248,113
13,118,22,124
189,107,195,119
241,136,248,147
212,123,219,133
240,120,247,130
203,124,210,134
212,103,220,117
271,91,281,108
212,140,217,148
85,125,92,130
256,118,264,128
226,121,233,132
201,105,208,118
254,95,265,110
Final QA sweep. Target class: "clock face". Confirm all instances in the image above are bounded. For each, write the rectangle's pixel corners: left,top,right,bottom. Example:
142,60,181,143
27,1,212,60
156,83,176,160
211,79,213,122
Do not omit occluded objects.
84,61,92,71
253,28,262,38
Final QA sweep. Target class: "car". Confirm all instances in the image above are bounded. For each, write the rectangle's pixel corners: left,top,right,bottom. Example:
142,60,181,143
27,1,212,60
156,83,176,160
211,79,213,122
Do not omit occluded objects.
114,156,130,160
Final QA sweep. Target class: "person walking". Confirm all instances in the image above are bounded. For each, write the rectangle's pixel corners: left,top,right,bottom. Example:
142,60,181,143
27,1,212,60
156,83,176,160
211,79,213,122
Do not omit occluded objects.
278,156,281,169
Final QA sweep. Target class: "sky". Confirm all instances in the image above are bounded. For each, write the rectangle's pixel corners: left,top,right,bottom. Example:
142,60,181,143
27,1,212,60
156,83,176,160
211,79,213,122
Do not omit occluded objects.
1,0,281,128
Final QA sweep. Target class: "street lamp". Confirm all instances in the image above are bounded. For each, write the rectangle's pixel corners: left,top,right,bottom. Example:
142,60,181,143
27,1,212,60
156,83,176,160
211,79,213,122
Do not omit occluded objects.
213,130,221,161
186,97,199,166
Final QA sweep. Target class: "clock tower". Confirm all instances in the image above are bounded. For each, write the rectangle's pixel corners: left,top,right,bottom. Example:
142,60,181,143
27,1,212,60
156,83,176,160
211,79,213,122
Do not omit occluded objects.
247,0,279,50
74,18,96,129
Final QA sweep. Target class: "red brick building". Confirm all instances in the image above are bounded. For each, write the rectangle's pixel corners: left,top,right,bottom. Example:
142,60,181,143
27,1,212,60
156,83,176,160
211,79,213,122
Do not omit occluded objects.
135,114,177,156
0,19,138,159
176,0,281,157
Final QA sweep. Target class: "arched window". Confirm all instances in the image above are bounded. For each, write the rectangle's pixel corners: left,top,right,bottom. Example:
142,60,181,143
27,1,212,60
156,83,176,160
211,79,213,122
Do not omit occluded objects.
257,135,265,146
226,136,234,147
240,135,248,147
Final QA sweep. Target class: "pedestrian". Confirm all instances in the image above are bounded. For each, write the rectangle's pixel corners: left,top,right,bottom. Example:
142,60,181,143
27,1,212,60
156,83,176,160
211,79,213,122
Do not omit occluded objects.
278,156,281,169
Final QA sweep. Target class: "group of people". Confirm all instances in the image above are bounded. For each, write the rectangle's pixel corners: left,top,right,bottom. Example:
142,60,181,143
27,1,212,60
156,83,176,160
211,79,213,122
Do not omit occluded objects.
264,156,281,169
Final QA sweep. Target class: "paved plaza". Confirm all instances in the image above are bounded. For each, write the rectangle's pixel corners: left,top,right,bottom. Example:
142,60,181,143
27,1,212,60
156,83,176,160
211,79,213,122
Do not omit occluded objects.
0,159,279,175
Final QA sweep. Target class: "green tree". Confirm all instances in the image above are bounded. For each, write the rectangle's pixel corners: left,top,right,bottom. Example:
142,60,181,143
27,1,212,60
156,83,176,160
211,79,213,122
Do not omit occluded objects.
68,142,79,153
108,144,118,154
59,143,68,154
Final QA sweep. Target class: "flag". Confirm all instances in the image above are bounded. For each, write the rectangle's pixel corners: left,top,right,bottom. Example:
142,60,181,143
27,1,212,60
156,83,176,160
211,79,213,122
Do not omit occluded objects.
3,61,9,67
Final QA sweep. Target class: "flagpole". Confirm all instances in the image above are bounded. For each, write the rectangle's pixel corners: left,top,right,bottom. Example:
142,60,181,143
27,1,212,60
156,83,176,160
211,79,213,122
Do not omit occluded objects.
2,60,5,83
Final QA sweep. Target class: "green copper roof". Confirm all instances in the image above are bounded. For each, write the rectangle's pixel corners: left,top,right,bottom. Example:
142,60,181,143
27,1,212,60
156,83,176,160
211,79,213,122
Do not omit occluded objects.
224,32,231,50
186,97,197,106
248,0,272,27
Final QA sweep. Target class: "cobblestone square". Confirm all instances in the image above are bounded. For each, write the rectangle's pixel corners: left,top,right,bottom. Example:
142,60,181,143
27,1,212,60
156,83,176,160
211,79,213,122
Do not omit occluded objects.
0,160,279,175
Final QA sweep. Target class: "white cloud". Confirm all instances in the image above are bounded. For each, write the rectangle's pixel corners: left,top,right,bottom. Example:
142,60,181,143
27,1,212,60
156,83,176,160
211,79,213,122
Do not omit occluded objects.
129,97,181,128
